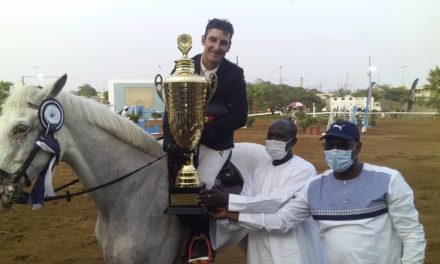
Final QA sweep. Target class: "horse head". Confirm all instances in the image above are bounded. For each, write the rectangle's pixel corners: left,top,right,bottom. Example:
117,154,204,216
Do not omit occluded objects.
0,75,67,212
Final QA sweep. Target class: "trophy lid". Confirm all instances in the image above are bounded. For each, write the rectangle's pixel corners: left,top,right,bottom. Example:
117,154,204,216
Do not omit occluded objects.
165,34,206,83
177,34,192,59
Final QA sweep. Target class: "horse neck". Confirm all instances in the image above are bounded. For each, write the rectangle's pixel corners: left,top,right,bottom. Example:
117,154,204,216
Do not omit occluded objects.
60,122,167,209
58,122,187,263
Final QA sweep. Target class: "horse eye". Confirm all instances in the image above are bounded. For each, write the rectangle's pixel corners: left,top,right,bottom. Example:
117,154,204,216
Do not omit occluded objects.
13,124,29,135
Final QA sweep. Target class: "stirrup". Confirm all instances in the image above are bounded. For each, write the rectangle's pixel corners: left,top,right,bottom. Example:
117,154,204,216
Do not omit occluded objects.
188,233,213,264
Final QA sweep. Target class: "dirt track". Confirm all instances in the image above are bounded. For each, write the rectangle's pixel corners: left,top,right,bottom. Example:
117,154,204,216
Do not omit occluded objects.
1,117,439,263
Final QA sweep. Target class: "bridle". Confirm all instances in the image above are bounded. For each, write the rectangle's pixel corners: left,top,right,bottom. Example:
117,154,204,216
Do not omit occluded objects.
0,134,43,204
0,98,167,206
0,147,167,205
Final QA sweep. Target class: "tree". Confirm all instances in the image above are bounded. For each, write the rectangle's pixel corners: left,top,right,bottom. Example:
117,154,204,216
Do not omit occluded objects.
247,82,266,113
104,91,109,102
382,86,408,103
246,81,325,114
334,88,352,97
424,66,440,112
262,85,285,113
76,84,97,98
352,84,408,111
0,81,13,112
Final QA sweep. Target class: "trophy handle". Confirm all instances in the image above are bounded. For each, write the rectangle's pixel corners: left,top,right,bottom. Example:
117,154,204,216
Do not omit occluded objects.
207,72,218,104
154,74,164,102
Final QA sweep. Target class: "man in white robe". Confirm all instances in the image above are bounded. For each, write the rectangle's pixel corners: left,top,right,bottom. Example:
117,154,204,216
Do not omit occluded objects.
200,119,325,264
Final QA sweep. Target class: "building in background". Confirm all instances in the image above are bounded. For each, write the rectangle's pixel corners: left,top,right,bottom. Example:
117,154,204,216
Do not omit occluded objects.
414,86,431,102
329,95,381,112
108,79,165,113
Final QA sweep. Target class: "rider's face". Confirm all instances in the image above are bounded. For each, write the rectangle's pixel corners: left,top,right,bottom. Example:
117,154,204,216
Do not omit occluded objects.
201,28,231,69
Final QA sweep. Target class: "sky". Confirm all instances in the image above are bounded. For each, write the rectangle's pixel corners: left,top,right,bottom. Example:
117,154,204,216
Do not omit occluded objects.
1,0,439,93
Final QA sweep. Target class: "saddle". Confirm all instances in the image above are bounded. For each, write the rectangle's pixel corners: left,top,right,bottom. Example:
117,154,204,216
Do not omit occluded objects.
212,151,244,195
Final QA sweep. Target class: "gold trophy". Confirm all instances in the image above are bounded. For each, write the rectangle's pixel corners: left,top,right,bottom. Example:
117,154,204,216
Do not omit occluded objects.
155,34,216,214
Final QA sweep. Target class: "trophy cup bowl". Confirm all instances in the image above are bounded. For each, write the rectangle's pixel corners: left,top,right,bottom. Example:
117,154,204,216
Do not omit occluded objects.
155,34,216,214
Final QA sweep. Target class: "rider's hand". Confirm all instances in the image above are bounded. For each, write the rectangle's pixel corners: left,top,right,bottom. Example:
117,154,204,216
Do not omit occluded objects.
164,141,187,154
198,189,228,208
208,207,239,221
208,207,228,220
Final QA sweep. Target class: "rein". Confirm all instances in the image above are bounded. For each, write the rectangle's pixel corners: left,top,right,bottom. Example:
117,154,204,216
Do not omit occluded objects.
4,147,167,205
43,153,167,203
48,134,165,198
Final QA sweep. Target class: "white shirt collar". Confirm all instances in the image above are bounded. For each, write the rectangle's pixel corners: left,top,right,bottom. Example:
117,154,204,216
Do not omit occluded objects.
200,55,219,80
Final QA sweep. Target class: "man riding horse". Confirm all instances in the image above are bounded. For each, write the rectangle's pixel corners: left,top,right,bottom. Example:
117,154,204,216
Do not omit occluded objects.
162,18,247,263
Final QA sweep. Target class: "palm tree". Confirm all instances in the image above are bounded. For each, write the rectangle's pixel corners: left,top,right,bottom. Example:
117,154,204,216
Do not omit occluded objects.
247,82,265,113
424,66,440,112
0,81,13,112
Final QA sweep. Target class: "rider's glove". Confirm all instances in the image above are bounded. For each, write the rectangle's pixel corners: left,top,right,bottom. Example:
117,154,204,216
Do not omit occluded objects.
164,141,187,154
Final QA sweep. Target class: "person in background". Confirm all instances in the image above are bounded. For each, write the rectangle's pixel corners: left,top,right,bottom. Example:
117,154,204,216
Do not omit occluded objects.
121,105,129,118
200,119,325,264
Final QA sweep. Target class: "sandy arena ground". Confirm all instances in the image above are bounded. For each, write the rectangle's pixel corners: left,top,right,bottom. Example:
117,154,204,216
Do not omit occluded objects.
0,117,439,263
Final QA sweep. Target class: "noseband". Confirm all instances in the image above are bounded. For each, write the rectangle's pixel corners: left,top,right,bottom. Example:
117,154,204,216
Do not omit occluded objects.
0,131,61,204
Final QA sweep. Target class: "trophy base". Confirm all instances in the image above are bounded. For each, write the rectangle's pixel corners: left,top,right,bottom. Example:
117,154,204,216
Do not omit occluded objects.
165,187,207,215
164,206,207,215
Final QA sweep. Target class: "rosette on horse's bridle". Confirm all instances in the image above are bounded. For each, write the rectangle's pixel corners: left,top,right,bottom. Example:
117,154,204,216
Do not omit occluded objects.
27,134,61,208
0,98,63,208
28,98,64,208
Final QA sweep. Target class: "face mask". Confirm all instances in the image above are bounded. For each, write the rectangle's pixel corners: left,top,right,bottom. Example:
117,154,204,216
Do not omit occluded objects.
265,138,292,160
324,144,357,172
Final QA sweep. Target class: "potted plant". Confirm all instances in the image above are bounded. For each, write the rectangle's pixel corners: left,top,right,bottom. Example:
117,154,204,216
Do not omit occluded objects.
300,116,318,135
246,116,255,128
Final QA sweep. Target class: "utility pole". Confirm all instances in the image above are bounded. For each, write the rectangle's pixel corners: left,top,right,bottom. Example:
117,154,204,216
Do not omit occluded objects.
364,57,372,132
368,57,372,87
400,65,407,87
368,57,373,112
345,73,351,92
279,65,283,85
34,65,41,86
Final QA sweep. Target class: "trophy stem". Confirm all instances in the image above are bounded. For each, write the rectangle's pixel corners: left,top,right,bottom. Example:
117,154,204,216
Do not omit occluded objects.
175,153,201,188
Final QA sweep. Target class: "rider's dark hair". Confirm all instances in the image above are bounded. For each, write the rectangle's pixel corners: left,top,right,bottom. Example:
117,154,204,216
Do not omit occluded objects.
205,18,234,39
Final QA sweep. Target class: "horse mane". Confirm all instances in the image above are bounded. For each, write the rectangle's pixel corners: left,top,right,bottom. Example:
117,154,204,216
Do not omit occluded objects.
3,86,164,158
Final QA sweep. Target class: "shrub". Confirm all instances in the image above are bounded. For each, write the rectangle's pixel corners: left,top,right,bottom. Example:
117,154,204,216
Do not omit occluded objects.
300,116,318,128
151,112,163,119
246,116,255,127
127,113,139,123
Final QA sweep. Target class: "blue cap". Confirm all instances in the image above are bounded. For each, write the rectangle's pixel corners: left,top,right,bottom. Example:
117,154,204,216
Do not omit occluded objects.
320,121,360,142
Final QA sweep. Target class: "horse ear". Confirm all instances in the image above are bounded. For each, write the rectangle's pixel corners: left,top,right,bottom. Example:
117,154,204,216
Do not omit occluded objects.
47,74,68,98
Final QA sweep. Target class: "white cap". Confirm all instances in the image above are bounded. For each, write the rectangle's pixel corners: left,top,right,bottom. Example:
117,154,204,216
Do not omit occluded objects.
124,105,129,110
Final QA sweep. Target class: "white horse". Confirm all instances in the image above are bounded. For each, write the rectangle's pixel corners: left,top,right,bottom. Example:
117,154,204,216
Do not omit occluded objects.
0,75,269,263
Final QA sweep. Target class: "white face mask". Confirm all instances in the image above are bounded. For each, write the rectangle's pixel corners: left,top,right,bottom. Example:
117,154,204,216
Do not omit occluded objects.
265,139,292,160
